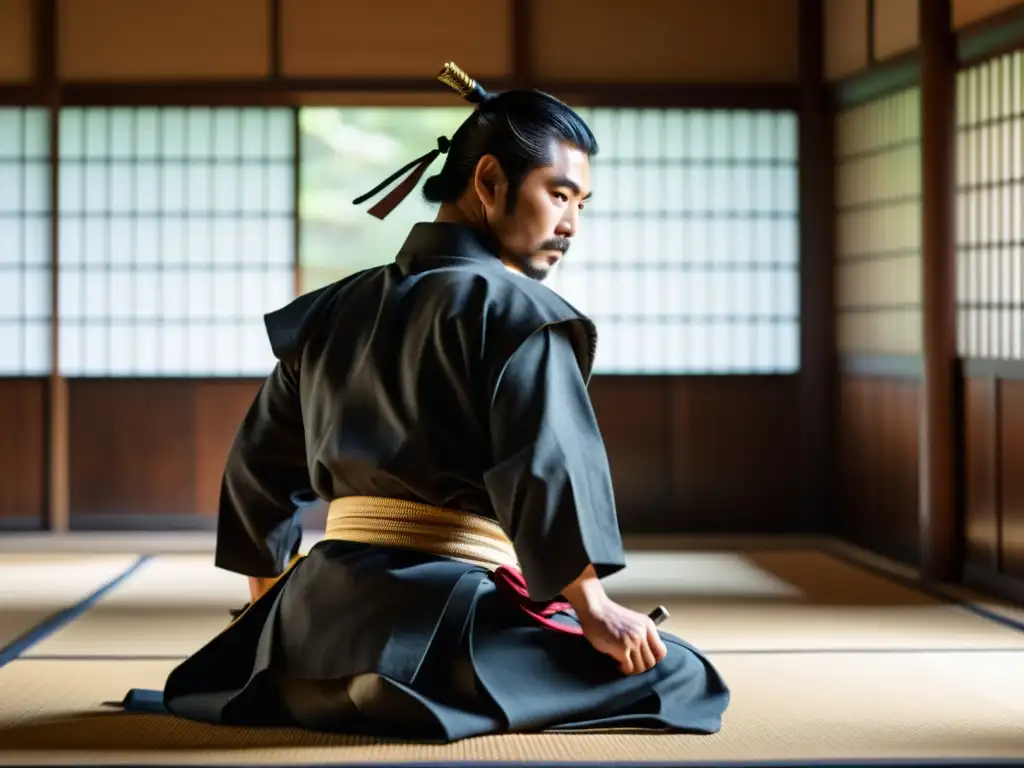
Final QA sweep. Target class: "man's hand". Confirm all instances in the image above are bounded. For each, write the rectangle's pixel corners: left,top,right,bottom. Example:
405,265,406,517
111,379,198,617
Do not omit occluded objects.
561,565,668,675
575,595,667,674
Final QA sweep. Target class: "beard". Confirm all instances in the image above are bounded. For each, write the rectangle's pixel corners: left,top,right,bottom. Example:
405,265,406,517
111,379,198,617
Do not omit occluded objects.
506,237,570,282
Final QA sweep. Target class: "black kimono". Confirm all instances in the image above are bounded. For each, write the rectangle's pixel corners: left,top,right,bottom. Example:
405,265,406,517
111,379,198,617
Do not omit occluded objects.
122,222,730,741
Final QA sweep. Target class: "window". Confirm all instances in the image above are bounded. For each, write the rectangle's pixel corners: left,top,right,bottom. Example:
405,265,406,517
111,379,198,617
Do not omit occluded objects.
298,107,468,293
0,108,50,376
834,87,922,356
298,106,800,374
57,107,296,376
549,108,799,374
956,51,1024,360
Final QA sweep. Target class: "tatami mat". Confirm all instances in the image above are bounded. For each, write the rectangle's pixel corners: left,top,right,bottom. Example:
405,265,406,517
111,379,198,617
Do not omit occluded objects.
21,550,1024,658
0,651,1022,764
22,555,244,658
0,555,142,654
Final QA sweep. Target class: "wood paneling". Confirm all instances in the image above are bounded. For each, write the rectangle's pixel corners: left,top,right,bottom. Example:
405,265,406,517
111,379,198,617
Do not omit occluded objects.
62,376,802,535
954,0,1024,28
192,381,264,517
68,379,260,524
589,378,672,532
875,0,921,60
961,366,1024,600
281,0,511,79
999,379,1024,579
0,378,46,525
0,0,34,82
69,380,195,519
533,0,799,83
668,376,802,533
826,0,870,81
58,0,271,80
964,376,999,569
837,374,921,565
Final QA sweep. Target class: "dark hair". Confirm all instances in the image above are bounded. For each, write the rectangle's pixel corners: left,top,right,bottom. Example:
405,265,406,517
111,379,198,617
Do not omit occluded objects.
422,90,599,210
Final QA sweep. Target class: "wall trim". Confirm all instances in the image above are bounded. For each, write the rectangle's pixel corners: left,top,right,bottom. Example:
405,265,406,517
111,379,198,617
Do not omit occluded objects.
0,518,45,532
48,80,802,110
830,52,920,110
69,514,219,531
962,358,1024,381
839,353,923,378
957,3,1024,68
963,561,1024,607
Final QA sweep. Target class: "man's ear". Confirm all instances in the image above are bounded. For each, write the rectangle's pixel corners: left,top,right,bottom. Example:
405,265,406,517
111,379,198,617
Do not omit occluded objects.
473,155,506,215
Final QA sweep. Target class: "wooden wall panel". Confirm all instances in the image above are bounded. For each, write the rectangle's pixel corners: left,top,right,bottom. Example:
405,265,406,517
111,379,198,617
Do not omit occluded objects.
954,0,1024,28
837,376,921,565
192,380,262,518
668,377,802,533
999,379,1024,579
964,377,999,569
589,378,672,532
69,380,196,520
533,0,799,83
58,0,271,80
281,0,511,79
62,376,802,535
0,378,46,526
825,0,869,81
0,0,34,82
68,379,259,525
875,0,921,60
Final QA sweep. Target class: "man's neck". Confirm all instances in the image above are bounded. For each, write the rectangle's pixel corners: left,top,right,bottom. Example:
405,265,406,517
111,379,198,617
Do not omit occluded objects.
433,204,519,274
434,202,479,229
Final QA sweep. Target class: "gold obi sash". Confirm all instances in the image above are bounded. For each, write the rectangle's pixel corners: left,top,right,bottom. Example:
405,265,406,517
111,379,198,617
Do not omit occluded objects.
323,496,520,572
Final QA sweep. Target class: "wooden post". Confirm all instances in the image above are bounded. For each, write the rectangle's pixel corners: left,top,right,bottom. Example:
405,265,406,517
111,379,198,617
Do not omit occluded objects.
37,0,69,533
918,0,958,581
798,0,836,533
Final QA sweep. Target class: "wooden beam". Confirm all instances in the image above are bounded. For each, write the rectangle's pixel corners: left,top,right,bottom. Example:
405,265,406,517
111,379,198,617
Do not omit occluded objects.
34,0,55,86
918,0,958,582
0,85,46,105
798,0,836,534
957,2,1024,67
510,0,534,88
867,0,877,64
37,0,68,534
292,106,301,298
269,0,282,79
830,51,920,109
56,79,801,110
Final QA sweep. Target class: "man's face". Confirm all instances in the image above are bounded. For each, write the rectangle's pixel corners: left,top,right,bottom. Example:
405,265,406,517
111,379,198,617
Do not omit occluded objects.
479,140,592,282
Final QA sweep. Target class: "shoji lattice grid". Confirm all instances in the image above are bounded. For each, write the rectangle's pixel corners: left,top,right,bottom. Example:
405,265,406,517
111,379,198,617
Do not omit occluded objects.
0,108,50,375
834,87,922,356
57,108,295,376
298,107,800,375
956,50,1024,360
549,108,801,374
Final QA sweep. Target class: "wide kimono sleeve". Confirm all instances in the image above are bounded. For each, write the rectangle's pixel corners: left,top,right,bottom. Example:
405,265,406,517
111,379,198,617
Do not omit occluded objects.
483,322,626,602
213,360,312,578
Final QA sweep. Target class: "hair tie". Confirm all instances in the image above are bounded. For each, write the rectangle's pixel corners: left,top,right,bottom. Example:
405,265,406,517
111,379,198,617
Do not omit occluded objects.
351,62,490,219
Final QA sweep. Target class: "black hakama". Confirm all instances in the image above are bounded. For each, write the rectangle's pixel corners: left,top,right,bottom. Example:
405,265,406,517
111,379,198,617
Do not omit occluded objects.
124,541,729,742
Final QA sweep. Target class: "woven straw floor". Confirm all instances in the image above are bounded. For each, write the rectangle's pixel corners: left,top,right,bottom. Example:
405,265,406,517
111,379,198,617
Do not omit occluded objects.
0,540,1022,766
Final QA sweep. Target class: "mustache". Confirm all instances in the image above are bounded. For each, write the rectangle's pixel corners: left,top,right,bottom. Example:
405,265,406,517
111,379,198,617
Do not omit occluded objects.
538,237,570,254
